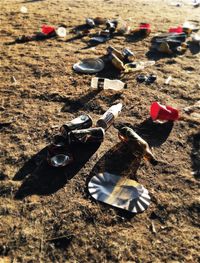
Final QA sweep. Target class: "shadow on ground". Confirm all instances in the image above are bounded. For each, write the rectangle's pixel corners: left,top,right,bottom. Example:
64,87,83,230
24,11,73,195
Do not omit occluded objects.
188,41,200,55
86,119,173,218
61,89,101,112
14,143,101,199
125,34,149,43
145,49,175,61
114,118,174,147
96,59,122,79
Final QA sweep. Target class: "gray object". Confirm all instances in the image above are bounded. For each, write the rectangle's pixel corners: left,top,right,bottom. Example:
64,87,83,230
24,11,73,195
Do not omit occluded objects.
49,154,72,167
73,58,105,73
88,172,151,213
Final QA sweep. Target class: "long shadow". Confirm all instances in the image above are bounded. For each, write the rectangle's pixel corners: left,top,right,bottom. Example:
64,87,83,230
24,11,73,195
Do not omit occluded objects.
134,118,174,147
96,59,122,79
125,34,149,43
188,41,200,55
145,49,175,61
14,142,101,199
5,33,56,45
189,132,200,179
13,148,48,181
114,118,174,148
86,142,142,219
72,24,91,33
65,24,93,43
81,33,116,49
61,89,101,113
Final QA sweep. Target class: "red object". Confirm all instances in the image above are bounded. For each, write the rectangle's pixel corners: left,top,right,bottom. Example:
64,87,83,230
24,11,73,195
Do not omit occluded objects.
41,25,55,35
169,26,183,33
139,23,151,33
140,23,150,29
150,102,179,121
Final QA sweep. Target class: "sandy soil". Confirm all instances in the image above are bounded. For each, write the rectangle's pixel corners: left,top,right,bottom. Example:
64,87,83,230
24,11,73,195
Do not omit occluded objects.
0,0,200,262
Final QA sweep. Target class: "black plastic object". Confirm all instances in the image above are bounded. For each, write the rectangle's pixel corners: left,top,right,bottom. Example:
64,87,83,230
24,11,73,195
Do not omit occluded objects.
136,74,147,83
146,74,157,84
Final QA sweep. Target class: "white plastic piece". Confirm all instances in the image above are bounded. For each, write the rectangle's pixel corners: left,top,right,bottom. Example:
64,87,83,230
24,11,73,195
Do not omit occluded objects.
20,6,28,14
91,77,126,91
165,76,172,85
56,27,67,37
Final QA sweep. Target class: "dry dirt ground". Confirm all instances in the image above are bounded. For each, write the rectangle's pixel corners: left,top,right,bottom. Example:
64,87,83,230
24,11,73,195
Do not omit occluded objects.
0,0,200,262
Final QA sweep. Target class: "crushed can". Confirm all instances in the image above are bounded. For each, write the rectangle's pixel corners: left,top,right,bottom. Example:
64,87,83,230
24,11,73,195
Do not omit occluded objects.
68,127,105,144
60,114,93,138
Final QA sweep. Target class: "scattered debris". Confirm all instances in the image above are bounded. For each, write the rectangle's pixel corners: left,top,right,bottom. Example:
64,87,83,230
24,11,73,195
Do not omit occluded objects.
165,75,172,85
60,115,93,137
150,221,157,234
68,127,105,144
56,27,67,38
118,126,158,165
73,58,105,73
124,60,155,73
20,6,28,14
11,76,17,84
137,74,157,84
96,103,123,130
91,77,127,91
150,101,179,122
191,33,200,45
47,135,73,167
88,172,151,213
